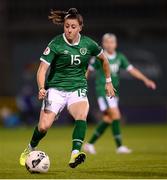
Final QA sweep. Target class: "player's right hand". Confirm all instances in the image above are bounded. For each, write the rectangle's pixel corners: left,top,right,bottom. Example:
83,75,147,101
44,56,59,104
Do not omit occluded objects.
144,79,157,90
105,82,116,98
38,88,47,100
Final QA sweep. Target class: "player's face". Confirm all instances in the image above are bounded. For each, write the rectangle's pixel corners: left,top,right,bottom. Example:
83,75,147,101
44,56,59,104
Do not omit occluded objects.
64,19,82,43
102,37,117,54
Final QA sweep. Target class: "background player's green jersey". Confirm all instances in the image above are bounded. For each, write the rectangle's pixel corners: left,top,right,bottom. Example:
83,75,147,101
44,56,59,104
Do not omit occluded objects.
40,33,102,92
90,52,133,97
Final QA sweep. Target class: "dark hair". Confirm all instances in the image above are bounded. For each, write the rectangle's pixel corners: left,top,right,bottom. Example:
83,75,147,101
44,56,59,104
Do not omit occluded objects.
48,8,83,26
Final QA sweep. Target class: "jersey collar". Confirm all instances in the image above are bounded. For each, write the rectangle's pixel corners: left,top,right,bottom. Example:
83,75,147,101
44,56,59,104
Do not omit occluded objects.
104,51,117,59
63,33,81,46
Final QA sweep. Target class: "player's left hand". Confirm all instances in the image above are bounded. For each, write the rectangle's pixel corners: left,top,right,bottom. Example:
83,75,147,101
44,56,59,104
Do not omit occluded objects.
38,88,47,100
144,79,156,90
105,82,116,98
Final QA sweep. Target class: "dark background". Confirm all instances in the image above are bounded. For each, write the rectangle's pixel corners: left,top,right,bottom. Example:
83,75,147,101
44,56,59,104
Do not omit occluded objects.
0,0,167,126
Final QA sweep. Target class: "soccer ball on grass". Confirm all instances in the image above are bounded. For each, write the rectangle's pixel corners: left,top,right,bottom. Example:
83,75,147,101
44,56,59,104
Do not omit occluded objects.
25,151,50,173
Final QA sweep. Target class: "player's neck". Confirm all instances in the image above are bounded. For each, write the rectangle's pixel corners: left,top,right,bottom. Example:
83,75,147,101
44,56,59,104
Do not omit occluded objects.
104,51,116,59
71,34,80,44
63,33,81,46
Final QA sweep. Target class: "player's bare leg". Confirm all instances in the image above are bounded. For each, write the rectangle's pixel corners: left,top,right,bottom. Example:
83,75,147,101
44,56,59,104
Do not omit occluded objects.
68,101,89,168
106,107,132,154
19,110,56,166
84,107,132,154
84,112,111,154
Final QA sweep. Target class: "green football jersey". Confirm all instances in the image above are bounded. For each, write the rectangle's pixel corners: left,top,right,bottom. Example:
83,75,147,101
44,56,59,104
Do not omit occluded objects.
90,52,133,97
40,33,102,91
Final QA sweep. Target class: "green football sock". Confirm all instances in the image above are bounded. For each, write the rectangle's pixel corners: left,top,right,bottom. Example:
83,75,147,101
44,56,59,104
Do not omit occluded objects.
111,120,122,147
72,120,87,151
30,126,47,148
88,121,109,144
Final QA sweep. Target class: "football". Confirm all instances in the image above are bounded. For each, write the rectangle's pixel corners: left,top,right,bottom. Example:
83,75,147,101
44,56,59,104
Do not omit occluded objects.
25,151,50,173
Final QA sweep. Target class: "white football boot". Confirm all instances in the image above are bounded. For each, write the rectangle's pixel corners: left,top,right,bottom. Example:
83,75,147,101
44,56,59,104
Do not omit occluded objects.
83,143,96,154
116,145,132,154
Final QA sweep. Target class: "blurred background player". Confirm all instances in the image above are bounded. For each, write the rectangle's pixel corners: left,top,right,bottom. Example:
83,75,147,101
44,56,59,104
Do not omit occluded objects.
19,9,115,168
84,33,156,154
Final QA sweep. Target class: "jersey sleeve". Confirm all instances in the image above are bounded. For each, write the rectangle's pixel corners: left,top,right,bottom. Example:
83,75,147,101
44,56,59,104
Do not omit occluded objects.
40,40,57,65
89,39,103,57
120,53,134,71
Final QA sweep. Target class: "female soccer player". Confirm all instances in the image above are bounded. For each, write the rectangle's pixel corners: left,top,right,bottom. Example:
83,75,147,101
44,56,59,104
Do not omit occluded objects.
19,9,115,168
84,33,156,154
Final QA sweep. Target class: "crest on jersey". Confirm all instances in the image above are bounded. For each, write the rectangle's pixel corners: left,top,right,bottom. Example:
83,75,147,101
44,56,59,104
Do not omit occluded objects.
43,47,50,55
80,48,87,55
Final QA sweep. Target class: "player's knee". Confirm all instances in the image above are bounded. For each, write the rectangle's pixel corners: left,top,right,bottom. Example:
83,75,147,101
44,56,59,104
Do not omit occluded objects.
74,113,87,120
103,119,112,123
38,126,47,133
103,115,112,123
38,123,50,132
112,112,121,119
107,109,121,120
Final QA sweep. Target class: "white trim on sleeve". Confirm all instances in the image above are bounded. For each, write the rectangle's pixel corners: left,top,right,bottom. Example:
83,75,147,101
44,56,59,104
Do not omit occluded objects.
126,64,134,71
40,58,50,66
97,49,104,57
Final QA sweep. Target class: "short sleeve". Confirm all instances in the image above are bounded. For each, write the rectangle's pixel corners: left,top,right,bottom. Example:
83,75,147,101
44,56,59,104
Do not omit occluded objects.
89,39,103,57
40,40,57,65
120,53,133,71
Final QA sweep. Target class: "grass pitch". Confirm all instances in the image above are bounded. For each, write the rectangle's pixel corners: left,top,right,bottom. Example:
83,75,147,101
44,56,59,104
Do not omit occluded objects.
0,124,167,179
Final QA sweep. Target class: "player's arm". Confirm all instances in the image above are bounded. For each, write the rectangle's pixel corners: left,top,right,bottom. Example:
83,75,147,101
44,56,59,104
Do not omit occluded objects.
37,62,50,100
128,67,156,90
38,41,56,99
98,53,115,97
89,38,115,97
120,53,156,90
85,69,91,79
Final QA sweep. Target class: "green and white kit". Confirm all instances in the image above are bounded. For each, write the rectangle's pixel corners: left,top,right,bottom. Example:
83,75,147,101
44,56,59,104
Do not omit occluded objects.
40,33,102,114
89,51,133,111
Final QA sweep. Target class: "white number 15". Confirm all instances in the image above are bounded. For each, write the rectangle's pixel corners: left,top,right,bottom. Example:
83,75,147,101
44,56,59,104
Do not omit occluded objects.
71,55,81,65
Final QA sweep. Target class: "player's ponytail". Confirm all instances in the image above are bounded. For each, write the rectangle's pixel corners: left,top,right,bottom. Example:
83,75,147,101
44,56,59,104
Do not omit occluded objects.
48,8,83,26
